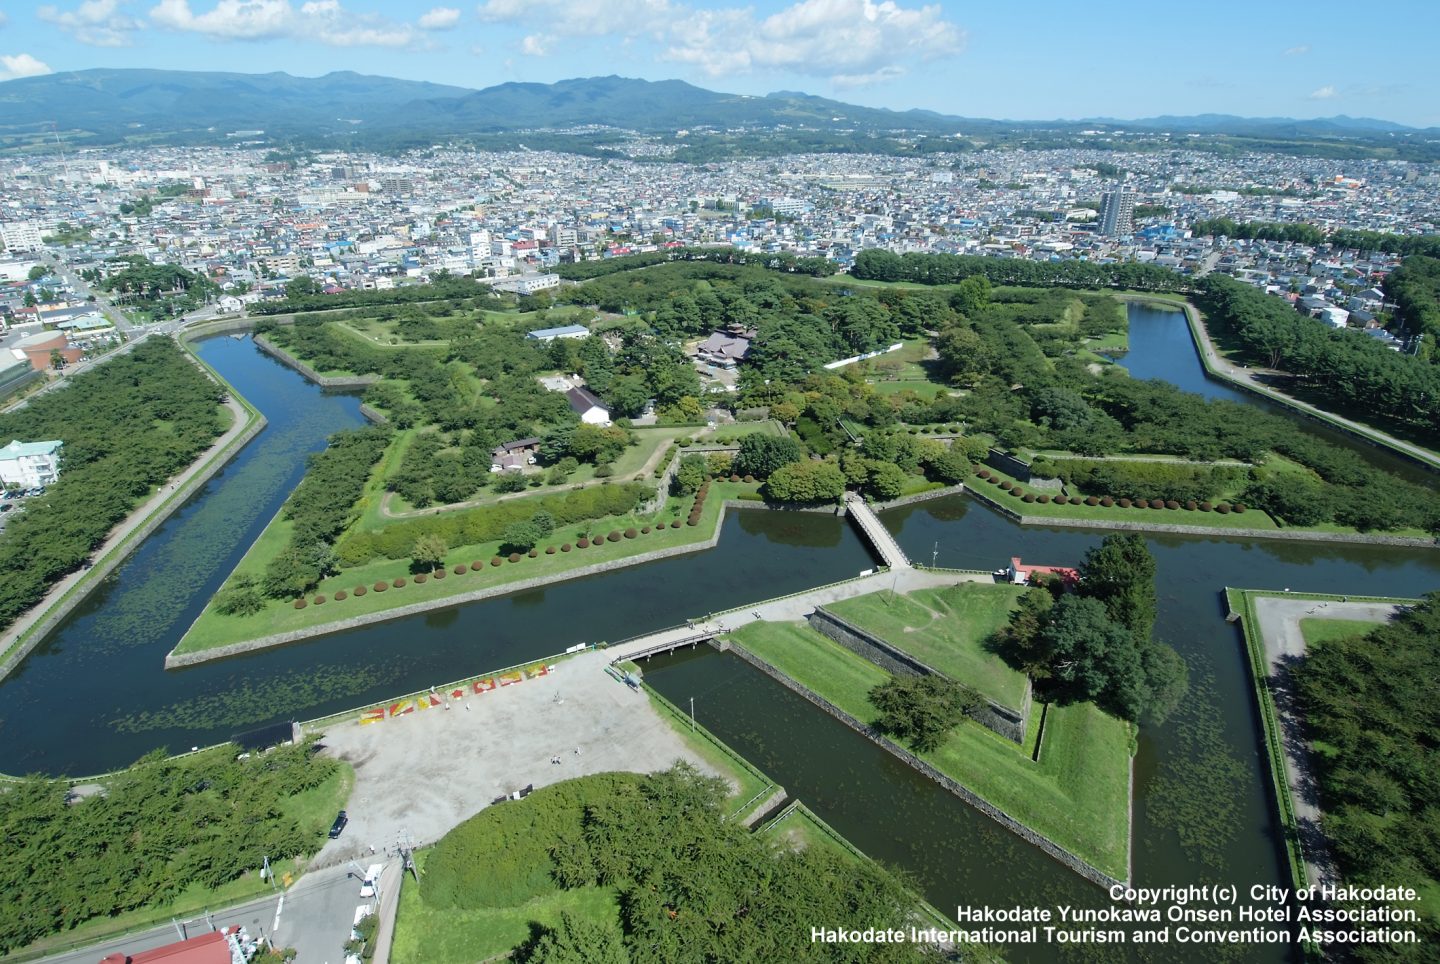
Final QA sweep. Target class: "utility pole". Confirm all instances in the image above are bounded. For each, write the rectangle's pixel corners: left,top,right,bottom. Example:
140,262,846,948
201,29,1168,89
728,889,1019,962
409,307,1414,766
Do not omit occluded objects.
931,541,939,568
689,697,696,731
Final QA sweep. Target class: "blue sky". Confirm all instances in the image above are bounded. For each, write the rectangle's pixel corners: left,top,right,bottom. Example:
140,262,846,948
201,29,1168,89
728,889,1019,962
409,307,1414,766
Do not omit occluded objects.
1,1,1436,127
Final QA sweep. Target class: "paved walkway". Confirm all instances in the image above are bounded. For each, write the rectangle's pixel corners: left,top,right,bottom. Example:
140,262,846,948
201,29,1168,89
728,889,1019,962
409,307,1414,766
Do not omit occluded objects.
608,568,989,664
845,493,911,568
1250,595,1400,887
1183,301,1440,471
0,392,253,668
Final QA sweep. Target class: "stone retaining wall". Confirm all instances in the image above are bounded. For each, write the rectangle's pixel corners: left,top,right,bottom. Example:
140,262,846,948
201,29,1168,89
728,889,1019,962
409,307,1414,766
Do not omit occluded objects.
806,608,1027,744
165,500,775,668
726,642,1125,889
1,393,267,683
358,403,389,425
865,483,965,512
962,481,1436,548
253,333,379,389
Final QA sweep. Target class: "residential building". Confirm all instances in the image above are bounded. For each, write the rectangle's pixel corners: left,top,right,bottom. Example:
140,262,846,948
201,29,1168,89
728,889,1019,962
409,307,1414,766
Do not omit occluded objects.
493,274,560,295
0,439,63,488
1098,189,1136,237
565,386,611,425
0,221,44,252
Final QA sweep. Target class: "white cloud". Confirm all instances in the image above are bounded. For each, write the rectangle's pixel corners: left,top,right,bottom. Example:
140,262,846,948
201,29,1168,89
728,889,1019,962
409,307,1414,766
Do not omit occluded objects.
1283,44,1309,56
520,33,549,56
418,6,460,30
0,12,9,27
831,64,906,89
0,53,55,79
666,0,964,82
148,0,422,46
149,0,293,39
1308,84,1337,100
39,1,143,48
479,0,675,38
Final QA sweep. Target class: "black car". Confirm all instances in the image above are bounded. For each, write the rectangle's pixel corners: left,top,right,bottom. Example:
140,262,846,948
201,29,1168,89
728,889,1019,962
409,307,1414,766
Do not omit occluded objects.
328,810,348,838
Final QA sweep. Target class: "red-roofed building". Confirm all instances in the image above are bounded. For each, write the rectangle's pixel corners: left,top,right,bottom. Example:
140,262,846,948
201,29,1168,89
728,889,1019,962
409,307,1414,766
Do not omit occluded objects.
1007,557,1080,588
98,927,243,964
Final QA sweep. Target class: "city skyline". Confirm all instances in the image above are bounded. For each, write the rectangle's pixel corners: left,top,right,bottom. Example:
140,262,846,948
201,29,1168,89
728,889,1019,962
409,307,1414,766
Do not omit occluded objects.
0,0,1437,128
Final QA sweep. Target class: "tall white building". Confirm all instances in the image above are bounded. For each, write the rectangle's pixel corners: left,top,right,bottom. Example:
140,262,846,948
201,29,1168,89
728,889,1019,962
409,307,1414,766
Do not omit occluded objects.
0,221,44,253
0,439,63,488
1098,189,1136,237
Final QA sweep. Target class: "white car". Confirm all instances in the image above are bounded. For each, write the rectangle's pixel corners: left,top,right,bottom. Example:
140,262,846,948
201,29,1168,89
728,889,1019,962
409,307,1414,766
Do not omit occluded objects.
358,863,383,898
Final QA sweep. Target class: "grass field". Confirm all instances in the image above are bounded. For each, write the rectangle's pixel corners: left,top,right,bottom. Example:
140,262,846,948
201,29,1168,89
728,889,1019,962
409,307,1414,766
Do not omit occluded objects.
968,466,1281,531
704,419,787,443
1299,617,1386,647
177,481,758,654
824,585,1028,708
384,425,689,516
390,850,618,964
729,621,1132,881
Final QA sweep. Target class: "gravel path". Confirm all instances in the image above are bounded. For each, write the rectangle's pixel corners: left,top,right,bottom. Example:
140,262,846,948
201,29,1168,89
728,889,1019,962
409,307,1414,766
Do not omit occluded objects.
1250,595,1399,886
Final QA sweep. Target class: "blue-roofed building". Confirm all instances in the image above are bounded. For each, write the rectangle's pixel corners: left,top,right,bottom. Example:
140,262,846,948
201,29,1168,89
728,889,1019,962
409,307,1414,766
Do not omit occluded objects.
525,324,589,342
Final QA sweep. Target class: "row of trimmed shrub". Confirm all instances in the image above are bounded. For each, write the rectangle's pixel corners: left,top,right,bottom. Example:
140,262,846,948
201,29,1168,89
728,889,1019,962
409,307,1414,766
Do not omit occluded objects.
688,480,710,527
335,482,651,566
974,468,1247,515
294,524,680,609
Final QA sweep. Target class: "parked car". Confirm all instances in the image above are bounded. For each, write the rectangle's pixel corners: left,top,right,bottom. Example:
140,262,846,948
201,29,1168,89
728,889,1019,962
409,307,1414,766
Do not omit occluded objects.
358,863,383,897
328,810,348,838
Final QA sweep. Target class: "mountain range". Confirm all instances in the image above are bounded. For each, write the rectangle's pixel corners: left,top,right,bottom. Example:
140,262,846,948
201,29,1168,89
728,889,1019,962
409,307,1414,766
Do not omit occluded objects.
0,68,1433,154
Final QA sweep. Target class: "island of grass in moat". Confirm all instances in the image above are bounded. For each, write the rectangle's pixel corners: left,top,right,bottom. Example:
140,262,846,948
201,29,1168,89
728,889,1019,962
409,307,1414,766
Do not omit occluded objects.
725,581,1133,883
175,477,756,655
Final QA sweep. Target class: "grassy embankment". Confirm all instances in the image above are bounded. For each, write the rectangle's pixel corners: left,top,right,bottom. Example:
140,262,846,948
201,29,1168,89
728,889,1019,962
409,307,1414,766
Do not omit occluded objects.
966,463,1279,530
824,584,1028,708
391,849,619,964
176,479,758,654
727,617,1131,881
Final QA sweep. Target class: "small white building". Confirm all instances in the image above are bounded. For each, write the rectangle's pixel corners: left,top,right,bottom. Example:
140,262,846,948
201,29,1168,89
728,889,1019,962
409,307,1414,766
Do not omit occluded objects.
565,386,611,426
493,274,560,295
0,439,63,488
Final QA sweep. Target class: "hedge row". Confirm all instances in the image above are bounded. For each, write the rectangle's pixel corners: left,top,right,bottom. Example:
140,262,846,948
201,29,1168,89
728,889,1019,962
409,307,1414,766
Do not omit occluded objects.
336,483,651,565
295,522,684,608
688,480,710,527
977,471,1246,515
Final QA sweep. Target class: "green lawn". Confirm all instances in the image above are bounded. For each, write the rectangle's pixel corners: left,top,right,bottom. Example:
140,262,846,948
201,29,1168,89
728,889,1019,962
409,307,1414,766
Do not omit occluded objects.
870,379,949,399
177,481,757,654
729,621,1132,881
385,426,688,516
1299,617,1387,647
968,467,1280,531
390,850,619,964
704,419,787,443
729,621,888,722
825,585,1028,708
